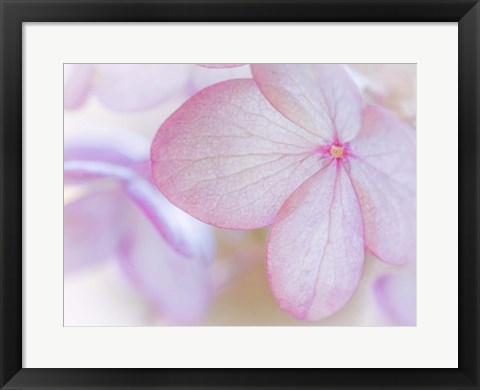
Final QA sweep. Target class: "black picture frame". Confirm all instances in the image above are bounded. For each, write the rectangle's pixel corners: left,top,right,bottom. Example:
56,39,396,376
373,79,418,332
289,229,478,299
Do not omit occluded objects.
1,0,478,389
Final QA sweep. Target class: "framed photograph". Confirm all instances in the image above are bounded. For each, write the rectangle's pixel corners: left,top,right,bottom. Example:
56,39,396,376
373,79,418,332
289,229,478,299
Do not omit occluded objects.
1,0,478,389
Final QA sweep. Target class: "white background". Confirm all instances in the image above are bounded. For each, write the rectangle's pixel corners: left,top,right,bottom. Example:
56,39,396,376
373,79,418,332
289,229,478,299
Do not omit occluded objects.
24,23,458,368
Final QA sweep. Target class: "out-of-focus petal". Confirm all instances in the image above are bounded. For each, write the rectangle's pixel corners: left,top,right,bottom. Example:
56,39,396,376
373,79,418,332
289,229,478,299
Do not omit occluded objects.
64,160,138,182
93,64,192,111
118,200,212,324
351,64,417,123
187,65,252,95
64,64,94,109
65,125,214,259
349,105,416,264
64,191,126,273
343,64,373,93
64,124,150,168
151,79,325,229
374,273,416,325
126,175,215,261
64,123,214,324
251,64,364,143
267,163,364,320
197,64,245,68
64,189,213,324
64,160,213,260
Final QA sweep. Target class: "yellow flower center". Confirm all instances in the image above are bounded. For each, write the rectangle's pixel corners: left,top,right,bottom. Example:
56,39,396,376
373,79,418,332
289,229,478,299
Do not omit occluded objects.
330,145,344,159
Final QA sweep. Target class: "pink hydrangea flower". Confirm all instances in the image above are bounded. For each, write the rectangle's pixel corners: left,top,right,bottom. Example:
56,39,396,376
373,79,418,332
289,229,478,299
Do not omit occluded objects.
151,64,416,320
64,125,215,324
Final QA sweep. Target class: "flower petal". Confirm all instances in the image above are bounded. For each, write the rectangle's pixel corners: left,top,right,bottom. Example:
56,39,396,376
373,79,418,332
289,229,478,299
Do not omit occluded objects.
64,124,214,324
349,105,416,264
151,79,324,229
94,64,191,111
351,64,417,123
267,163,365,320
374,272,416,325
65,189,213,324
251,64,364,143
126,175,215,262
118,201,212,324
64,124,150,168
65,125,214,260
64,64,94,109
64,191,126,273
64,160,214,260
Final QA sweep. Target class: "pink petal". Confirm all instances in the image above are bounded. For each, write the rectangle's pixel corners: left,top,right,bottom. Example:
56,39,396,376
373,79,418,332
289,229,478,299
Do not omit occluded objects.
267,163,365,320
251,64,364,143
197,64,245,68
151,79,325,229
349,105,416,264
93,64,191,111
118,201,212,324
64,64,94,109
374,272,416,325
64,191,126,273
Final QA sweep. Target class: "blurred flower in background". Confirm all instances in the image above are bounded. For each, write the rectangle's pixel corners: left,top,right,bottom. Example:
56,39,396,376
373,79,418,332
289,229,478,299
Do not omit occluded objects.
64,124,215,324
350,64,417,126
64,64,191,111
64,63,416,326
64,63,251,112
